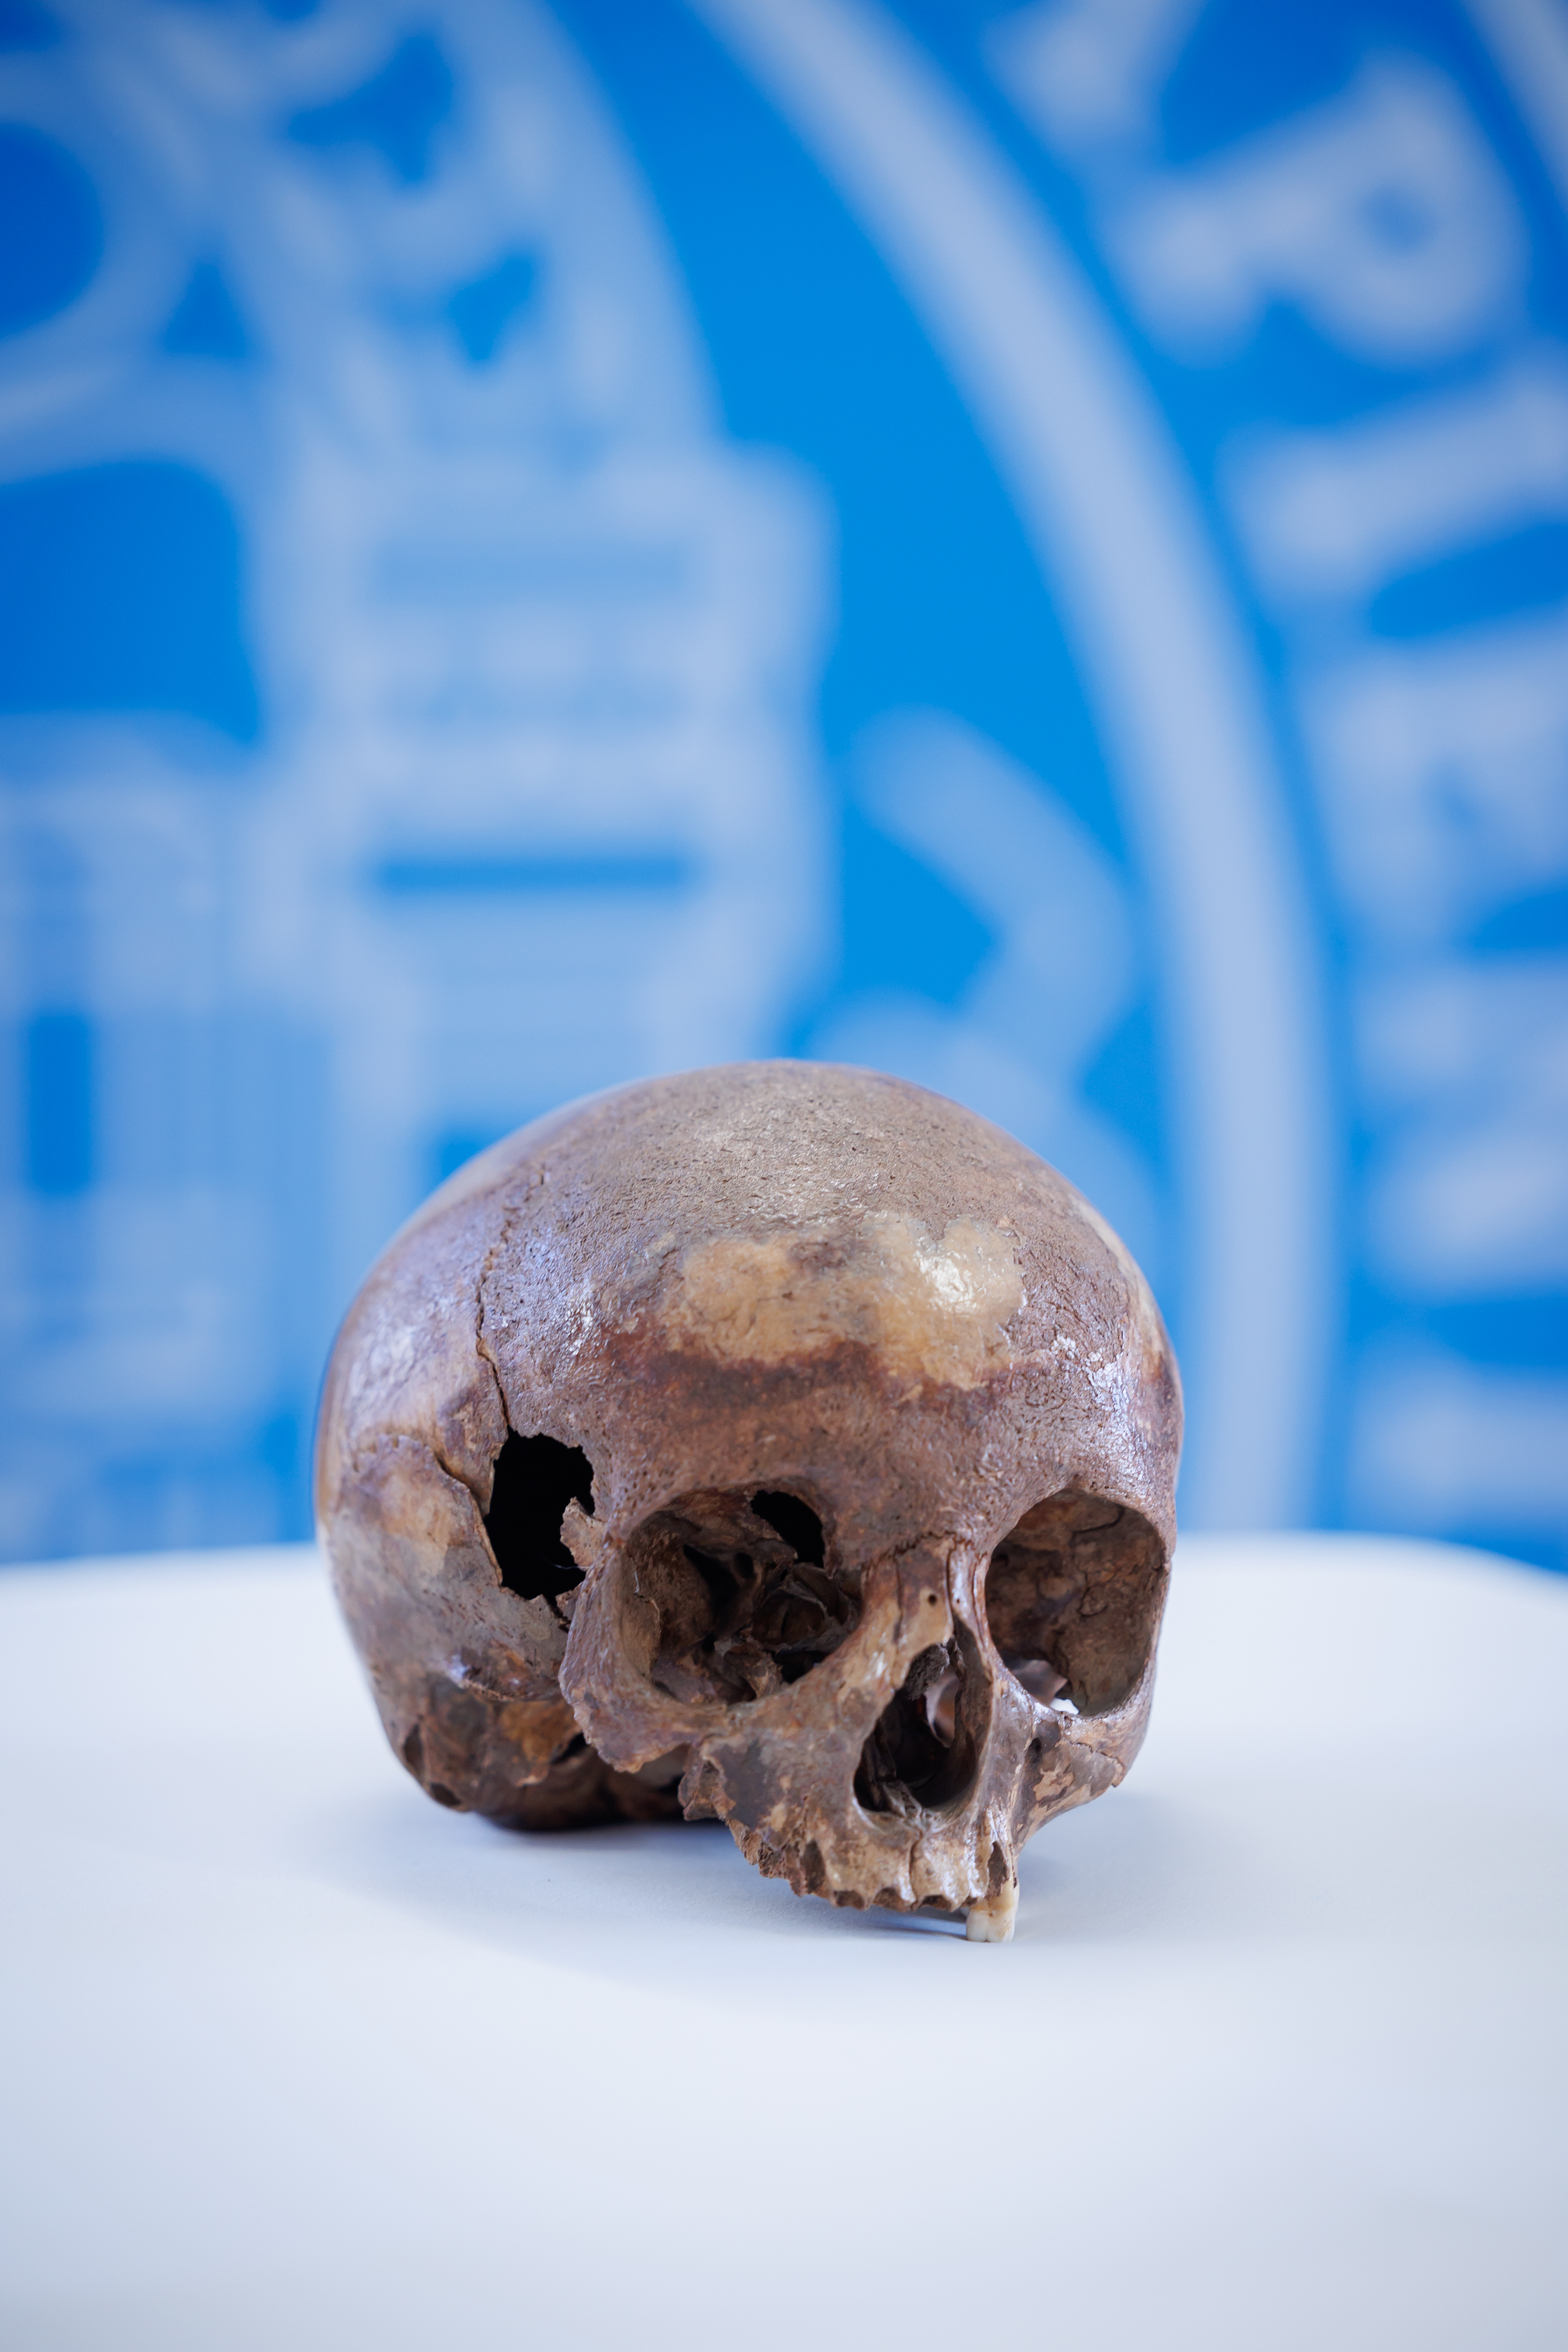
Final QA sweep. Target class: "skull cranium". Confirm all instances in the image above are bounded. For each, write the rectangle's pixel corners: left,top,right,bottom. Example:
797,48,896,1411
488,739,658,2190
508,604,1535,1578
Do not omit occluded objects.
317,1062,1181,1939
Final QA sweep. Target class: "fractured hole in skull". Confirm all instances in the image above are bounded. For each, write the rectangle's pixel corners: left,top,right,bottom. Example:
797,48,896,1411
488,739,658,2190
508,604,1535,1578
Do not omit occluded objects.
484,1431,595,1604
984,1490,1164,1717
854,1630,977,1820
626,1486,853,1706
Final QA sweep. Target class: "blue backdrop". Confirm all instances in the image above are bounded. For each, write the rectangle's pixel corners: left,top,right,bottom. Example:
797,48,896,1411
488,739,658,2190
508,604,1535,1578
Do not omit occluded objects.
3,0,1565,1569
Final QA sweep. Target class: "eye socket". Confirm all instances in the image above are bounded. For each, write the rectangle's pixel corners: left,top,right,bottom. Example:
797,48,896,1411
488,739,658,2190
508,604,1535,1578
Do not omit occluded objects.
984,1491,1165,1717
625,1486,850,1707
483,1431,595,1603
749,1488,826,1565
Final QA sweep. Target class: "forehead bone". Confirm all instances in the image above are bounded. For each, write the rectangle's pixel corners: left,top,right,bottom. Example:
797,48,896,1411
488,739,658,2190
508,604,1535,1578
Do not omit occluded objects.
477,1061,1160,1397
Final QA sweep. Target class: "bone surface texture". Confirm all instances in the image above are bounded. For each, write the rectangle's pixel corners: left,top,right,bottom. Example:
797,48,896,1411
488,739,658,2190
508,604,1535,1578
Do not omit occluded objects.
316,1061,1182,1929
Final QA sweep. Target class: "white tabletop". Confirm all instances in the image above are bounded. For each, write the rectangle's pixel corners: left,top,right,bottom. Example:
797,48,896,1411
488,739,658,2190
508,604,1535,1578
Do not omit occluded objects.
2,1534,1564,2352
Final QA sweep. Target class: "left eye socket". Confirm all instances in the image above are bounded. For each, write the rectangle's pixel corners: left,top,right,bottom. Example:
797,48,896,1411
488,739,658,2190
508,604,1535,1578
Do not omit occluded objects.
983,1489,1164,1716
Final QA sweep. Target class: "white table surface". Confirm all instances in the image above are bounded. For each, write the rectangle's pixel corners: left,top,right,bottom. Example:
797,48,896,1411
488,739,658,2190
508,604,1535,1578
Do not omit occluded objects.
1,1533,1564,2352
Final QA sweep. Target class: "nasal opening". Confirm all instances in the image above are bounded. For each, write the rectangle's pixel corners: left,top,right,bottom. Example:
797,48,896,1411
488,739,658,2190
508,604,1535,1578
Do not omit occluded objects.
854,1631,977,1820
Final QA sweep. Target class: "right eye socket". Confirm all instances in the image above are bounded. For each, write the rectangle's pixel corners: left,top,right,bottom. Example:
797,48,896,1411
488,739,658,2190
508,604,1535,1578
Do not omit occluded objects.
625,1485,853,1708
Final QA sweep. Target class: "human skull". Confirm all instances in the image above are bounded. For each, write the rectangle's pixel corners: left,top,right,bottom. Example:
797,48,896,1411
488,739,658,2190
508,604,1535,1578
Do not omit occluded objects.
317,1062,1181,1940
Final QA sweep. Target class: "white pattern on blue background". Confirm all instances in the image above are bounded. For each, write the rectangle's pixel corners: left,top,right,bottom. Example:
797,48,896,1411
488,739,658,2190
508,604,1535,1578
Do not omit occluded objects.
1,0,1565,1571
1,0,829,1553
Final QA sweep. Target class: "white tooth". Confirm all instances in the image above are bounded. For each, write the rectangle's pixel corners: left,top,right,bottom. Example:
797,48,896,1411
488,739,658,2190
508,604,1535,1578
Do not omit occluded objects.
965,1882,1018,1943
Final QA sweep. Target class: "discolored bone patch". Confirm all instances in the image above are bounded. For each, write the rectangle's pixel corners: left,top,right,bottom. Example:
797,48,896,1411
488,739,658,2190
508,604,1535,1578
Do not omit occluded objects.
657,1211,1024,1389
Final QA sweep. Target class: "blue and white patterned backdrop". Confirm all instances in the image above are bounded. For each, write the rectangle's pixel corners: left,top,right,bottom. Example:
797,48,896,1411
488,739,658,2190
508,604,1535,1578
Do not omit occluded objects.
3,0,1565,1569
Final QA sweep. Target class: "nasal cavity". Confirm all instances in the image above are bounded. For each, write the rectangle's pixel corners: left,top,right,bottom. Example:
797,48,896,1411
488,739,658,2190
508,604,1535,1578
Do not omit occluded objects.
854,1636,976,1820
484,1431,594,1602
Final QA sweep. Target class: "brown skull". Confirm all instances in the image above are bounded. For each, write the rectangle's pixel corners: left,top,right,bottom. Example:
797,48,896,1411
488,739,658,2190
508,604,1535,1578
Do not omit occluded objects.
316,1062,1181,1940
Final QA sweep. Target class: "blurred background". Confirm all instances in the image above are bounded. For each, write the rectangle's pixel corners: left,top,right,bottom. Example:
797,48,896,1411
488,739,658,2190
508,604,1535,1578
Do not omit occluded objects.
1,0,1563,1572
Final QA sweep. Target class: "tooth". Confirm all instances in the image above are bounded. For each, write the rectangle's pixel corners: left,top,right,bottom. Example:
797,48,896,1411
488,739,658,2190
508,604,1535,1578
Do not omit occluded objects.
965,1882,1018,1943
